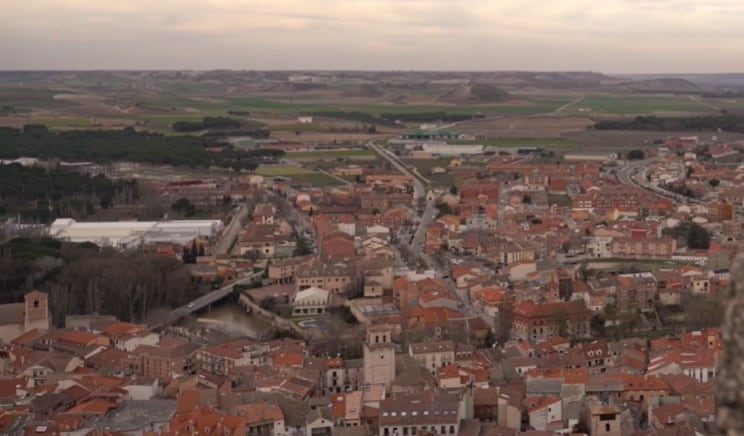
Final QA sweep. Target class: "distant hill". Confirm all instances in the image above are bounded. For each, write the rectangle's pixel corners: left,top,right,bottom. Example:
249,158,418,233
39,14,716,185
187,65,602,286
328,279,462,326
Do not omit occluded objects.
619,78,701,93
437,82,508,103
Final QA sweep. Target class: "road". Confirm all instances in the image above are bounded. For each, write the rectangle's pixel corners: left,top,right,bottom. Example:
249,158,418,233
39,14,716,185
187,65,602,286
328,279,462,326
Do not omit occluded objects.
368,140,477,316
615,157,705,206
214,204,249,255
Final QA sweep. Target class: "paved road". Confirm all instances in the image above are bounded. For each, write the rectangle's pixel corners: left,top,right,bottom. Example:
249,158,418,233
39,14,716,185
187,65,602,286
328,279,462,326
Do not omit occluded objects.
369,140,477,316
214,204,249,255
615,157,704,206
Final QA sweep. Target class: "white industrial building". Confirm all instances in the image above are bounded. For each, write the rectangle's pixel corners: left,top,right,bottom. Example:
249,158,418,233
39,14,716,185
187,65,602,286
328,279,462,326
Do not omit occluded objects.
48,218,224,250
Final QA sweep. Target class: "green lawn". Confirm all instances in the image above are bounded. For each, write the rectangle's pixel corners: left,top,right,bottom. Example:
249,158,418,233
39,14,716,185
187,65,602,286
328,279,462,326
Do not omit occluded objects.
286,150,375,159
35,118,93,128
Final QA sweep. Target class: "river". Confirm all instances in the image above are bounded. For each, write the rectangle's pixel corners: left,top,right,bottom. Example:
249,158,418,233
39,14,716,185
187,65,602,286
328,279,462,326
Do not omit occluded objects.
180,302,274,340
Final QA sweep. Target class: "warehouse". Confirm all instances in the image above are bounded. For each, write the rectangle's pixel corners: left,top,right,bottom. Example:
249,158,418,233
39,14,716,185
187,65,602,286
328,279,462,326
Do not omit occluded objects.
48,218,224,250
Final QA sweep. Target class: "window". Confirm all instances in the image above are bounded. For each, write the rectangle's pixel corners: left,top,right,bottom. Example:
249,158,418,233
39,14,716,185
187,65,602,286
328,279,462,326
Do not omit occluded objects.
605,423,611,432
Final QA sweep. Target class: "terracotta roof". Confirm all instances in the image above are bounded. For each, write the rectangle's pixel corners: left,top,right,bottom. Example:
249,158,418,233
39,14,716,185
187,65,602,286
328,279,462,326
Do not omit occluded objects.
66,399,117,415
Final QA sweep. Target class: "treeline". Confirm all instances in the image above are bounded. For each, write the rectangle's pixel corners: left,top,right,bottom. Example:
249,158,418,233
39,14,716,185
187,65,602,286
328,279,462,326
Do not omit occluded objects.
380,112,486,123
312,111,398,127
0,126,284,170
172,116,243,132
594,115,744,132
0,237,202,325
0,164,138,222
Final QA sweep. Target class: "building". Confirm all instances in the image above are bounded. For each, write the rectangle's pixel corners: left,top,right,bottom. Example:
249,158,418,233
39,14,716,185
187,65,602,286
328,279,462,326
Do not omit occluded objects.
0,291,51,344
512,300,591,342
378,388,471,436
409,341,456,376
610,238,676,259
292,287,331,316
49,218,224,250
363,325,395,389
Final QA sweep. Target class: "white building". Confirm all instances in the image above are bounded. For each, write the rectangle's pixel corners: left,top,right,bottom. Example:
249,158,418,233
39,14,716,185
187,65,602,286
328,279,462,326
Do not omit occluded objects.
48,218,224,250
292,287,331,316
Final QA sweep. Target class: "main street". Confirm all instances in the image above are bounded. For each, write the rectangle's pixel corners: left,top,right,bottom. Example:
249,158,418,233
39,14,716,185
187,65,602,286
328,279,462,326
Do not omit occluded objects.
368,140,477,317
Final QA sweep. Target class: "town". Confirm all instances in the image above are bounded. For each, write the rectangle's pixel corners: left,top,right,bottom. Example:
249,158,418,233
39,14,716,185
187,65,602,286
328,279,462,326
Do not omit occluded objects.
1,115,742,436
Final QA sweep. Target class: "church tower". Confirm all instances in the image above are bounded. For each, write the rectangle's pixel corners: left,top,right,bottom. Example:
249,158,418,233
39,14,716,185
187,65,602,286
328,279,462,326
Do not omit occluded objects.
24,291,51,332
363,324,395,389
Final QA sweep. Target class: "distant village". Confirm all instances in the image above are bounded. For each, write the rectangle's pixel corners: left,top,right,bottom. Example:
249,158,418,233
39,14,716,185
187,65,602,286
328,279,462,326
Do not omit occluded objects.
1,130,743,436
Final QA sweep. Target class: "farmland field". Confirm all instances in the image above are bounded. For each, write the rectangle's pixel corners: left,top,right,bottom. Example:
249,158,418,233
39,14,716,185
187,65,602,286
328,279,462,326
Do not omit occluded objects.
286,150,376,159
563,94,718,115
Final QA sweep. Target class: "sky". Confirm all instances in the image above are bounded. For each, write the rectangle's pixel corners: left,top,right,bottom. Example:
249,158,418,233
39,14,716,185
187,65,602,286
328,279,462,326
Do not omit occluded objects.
2,0,743,73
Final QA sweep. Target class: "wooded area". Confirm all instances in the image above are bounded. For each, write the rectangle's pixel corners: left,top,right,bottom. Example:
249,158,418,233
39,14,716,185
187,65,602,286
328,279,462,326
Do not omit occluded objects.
0,126,284,170
0,164,138,222
0,238,202,325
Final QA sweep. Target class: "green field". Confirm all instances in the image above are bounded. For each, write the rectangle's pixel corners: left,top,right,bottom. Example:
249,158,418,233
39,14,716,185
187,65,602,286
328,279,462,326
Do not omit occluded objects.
254,165,343,186
566,94,717,115
451,138,578,148
286,150,375,159
225,96,575,117
288,173,344,186
255,165,314,176
406,158,453,175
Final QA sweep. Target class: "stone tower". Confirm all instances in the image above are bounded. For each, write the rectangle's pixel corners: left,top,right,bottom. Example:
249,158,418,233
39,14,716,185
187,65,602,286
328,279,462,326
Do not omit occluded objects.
24,291,51,332
363,324,395,389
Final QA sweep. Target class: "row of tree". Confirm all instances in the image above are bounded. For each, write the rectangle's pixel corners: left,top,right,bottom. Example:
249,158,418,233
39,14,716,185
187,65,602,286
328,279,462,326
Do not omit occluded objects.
594,114,744,132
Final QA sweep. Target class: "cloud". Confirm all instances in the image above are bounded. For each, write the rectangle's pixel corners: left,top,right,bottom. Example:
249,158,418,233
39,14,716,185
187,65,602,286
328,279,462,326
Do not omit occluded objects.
1,0,744,71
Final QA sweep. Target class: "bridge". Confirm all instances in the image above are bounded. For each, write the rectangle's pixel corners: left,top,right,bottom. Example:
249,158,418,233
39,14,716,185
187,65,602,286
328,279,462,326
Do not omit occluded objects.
151,272,264,329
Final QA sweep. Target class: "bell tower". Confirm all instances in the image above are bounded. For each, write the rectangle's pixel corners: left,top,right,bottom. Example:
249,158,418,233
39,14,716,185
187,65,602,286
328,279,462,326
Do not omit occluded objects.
24,291,51,332
363,324,395,389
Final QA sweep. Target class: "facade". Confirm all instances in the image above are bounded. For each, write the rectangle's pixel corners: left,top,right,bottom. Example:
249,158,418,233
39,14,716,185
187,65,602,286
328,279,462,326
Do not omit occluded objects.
292,287,331,316
409,341,456,376
512,300,592,342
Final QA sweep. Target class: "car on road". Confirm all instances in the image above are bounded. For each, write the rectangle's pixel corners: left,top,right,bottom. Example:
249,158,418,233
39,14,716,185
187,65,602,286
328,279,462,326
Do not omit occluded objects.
187,303,194,308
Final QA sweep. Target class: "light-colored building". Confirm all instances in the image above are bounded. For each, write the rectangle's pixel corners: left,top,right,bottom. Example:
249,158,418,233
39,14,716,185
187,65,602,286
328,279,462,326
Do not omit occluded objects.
49,218,224,250
409,340,456,376
292,287,331,316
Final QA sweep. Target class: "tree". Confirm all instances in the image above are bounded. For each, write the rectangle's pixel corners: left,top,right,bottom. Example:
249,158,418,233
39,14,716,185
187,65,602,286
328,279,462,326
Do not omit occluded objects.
687,223,711,249
171,198,196,217
522,194,532,204
449,185,458,195
626,149,645,160
709,178,720,188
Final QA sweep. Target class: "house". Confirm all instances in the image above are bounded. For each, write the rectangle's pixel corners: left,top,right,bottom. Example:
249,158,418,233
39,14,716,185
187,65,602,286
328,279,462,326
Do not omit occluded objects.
292,287,331,316
235,402,286,436
378,389,468,436
582,401,623,436
101,322,159,352
512,300,591,342
0,291,52,344
409,341,456,376
527,396,562,432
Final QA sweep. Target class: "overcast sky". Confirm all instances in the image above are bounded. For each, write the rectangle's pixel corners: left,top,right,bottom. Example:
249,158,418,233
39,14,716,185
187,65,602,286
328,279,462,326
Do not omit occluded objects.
2,0,743,73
